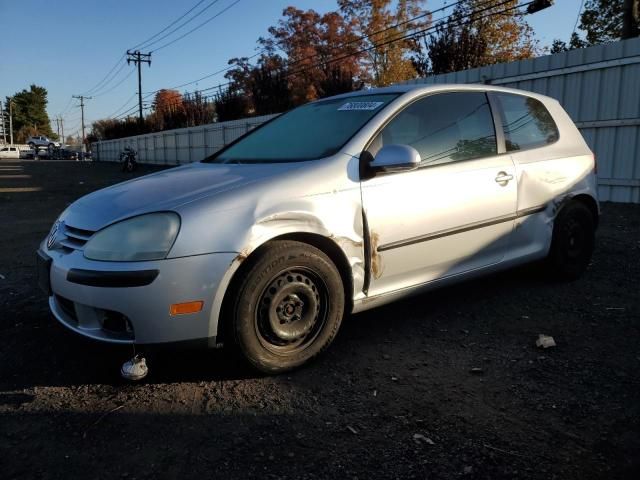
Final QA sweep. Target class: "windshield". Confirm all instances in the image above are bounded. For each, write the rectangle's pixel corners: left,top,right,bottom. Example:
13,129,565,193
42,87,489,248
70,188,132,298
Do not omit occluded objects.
205,93,399,163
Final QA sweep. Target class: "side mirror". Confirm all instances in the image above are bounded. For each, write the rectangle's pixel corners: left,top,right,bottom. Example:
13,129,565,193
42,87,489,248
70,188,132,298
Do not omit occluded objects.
369,144,421,173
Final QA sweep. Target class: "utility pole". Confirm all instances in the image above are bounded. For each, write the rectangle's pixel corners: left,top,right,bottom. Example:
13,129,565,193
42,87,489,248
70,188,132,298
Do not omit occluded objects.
621,0,639,40
0,100,5,145
59,115,65,145
126,50,152,124
55,117,60,139
8,98,13,146
72,95,91,151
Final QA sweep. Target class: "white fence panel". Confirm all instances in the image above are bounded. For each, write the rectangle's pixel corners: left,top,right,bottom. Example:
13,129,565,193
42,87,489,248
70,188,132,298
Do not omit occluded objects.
92,114,277,165
401,37,640,203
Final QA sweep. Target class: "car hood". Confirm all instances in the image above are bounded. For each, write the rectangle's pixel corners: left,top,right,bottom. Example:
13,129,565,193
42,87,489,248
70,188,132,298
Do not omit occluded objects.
61,162,298,231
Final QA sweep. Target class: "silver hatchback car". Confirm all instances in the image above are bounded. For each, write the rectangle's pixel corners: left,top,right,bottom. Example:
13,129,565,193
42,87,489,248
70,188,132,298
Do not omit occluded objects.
38,84,599,373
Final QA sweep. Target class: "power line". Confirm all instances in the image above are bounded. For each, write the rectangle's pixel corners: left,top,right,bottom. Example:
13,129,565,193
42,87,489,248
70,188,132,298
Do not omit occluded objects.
111,0,536,120
138,0,534,114
142,0,463,97
572,0,585,38
107,93,138,118
150,0,242,53
81,55,126,96
137,0,224,51
129,0,208,51
93,69,136,98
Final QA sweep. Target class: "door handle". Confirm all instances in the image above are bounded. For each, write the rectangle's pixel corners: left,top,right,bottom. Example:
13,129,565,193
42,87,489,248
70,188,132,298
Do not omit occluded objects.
495,171,514,186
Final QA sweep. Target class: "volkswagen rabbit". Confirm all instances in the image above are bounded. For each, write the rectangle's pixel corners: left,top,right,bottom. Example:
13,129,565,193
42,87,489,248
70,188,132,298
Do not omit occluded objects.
37,84,599,373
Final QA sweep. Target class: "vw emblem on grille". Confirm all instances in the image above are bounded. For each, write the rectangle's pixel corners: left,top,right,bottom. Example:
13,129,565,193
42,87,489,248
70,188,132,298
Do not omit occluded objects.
47,221,60,249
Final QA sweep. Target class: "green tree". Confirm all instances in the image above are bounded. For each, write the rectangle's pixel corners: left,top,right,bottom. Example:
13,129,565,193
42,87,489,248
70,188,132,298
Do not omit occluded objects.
578,0,638,45
416,4,487,75
550,33,588,53
5,85,56,142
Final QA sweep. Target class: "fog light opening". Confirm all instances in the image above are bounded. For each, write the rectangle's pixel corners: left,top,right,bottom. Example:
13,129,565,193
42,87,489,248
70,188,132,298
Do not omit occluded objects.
101,310,134,336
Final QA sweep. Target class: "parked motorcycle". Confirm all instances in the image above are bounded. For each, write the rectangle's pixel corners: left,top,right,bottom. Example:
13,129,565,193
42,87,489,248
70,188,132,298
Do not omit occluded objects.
120,147,138,172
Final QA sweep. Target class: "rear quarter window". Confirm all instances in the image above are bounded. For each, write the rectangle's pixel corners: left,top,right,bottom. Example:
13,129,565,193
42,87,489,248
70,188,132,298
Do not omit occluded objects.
494,93,559,152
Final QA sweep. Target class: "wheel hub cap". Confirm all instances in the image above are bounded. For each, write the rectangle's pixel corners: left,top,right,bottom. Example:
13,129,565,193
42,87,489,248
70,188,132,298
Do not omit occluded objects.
262,272,320,342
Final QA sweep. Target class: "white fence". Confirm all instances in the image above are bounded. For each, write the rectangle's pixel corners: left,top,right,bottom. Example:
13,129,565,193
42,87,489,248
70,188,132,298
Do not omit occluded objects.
400,37,640,203
92,114,277,165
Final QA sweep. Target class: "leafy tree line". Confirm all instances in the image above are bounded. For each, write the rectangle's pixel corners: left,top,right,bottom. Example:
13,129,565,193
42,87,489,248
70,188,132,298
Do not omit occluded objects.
90,0,637,141
3,85,57,143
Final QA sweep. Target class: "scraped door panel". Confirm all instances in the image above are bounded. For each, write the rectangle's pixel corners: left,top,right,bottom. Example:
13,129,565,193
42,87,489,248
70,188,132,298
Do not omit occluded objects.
362,155,517,297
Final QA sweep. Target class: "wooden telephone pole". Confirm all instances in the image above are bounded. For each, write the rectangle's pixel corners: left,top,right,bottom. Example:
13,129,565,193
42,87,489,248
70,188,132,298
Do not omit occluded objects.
126,50,152,124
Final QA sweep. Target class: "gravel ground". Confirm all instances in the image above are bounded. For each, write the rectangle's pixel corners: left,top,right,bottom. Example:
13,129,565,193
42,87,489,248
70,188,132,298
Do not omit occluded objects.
1,159,639,479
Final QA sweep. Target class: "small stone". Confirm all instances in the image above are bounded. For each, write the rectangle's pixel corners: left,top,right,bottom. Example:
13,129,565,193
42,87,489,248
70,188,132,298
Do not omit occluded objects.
470,367,484,374
536,334,556,349
382,354,391,360
413,433,434,445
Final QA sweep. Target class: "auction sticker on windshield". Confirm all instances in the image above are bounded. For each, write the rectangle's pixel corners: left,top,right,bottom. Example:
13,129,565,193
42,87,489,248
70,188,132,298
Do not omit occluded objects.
338,101,385,111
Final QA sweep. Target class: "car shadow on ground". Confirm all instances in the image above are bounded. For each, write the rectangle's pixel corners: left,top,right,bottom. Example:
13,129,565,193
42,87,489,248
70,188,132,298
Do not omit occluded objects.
1,260,553,391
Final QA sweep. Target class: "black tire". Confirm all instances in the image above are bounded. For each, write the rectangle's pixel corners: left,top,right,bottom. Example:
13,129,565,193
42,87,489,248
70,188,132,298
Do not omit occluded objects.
546,201,595,280
28,142,35,149
48,143,54,149
230,240,345,374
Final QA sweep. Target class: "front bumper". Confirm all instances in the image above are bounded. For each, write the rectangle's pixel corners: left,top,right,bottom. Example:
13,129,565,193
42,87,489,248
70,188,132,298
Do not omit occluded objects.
39,242,236,345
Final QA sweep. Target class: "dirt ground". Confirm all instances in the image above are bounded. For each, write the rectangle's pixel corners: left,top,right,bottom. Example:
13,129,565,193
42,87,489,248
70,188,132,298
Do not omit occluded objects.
1,159,639,479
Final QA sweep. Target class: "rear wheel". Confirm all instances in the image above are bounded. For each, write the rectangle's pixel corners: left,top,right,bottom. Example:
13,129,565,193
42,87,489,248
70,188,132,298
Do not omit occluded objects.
546,201,595,280
230,240,345,374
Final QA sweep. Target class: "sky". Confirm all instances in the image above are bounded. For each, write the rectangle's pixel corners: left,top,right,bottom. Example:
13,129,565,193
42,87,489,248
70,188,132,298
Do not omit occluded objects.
0,0,586,139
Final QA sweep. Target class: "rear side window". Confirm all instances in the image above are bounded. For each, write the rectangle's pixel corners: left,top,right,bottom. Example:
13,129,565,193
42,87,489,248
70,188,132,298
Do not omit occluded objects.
368,92,497,167
494,93,559,151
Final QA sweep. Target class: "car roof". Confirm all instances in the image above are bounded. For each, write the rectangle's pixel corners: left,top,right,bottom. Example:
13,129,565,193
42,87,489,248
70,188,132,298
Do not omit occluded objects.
321,83,557,105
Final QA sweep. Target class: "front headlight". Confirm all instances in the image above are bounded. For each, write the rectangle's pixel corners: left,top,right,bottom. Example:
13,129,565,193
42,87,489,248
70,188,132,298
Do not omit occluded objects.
83,212,180,261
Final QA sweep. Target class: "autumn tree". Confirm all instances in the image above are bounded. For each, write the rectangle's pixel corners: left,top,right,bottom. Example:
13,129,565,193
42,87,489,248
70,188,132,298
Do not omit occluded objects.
339,0,430,86
258,7,364,103
461,0,538,64
154,90,183,116
147,89,184,131
182,91,215,126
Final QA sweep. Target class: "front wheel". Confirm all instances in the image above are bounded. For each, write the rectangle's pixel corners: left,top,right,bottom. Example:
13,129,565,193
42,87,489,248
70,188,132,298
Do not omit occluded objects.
230,240,345,374
546,201,595,280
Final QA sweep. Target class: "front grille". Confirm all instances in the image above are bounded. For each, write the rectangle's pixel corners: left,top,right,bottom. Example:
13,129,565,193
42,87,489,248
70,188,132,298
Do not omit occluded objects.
60,223,95,251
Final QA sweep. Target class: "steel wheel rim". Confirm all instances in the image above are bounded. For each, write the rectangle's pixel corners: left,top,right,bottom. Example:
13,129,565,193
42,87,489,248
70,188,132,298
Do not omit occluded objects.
254,266,329,356
563,218,585,261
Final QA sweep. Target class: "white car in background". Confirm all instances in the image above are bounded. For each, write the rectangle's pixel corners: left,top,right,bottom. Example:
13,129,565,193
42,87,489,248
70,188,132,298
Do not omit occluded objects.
0,146,22,158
